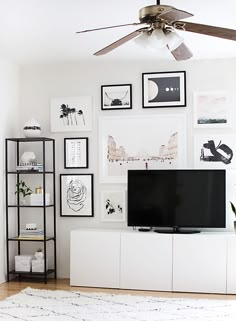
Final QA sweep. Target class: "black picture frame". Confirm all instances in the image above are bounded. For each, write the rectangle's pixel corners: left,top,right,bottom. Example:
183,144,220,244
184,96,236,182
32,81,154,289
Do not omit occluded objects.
142,71,186,108
101,84,132,110
60,173,94,217
64,137,88,169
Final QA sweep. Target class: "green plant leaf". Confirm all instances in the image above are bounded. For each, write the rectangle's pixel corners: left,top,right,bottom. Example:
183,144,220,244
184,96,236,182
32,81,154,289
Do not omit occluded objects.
15,180,32,197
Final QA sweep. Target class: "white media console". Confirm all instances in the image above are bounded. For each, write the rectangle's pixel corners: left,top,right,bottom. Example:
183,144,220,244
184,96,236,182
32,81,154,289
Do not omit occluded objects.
70,229,236,294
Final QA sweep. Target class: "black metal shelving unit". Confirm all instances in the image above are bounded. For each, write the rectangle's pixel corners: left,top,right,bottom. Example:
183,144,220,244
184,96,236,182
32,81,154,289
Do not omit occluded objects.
5,137,57,283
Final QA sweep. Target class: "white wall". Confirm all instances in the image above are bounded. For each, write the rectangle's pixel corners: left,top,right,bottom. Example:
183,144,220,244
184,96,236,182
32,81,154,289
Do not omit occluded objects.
19,58,236,278
0,59,19,283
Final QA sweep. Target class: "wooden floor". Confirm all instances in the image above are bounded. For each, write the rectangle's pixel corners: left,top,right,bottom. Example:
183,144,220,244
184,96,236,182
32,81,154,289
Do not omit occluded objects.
0,278,236,301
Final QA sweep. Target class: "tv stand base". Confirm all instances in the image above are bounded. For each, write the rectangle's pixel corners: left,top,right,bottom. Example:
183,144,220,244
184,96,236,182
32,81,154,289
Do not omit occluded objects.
154,227,201,234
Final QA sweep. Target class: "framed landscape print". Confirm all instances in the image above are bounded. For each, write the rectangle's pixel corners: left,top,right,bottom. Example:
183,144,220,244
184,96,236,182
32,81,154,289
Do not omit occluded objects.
51,96,92,132
193,91,230,128
194,135,236,169
99,114,187,183
60,174,94,217
100,190,126,222
64,137,88,169
142,71,186,108
101,84,132,110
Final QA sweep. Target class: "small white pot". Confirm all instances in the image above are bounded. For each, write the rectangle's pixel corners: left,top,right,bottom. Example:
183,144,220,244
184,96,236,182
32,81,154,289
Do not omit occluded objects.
23,118,41,138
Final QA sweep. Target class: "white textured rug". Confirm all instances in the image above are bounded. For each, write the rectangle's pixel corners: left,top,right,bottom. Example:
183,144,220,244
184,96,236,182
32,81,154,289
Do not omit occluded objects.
0,287,236,321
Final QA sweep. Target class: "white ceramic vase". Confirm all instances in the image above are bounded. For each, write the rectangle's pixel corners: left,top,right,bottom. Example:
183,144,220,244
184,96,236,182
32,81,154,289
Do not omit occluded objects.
21,151,37,164
23,118,41,137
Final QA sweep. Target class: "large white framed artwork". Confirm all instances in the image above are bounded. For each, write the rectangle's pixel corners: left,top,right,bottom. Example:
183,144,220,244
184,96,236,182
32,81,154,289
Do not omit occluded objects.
193,91,230,128
194,135,236,169
101,190,126,222
99,115,187,183
51,96,92,132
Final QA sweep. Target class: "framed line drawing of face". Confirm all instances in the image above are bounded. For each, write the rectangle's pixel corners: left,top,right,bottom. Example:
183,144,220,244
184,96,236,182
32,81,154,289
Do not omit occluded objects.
142,71,186,108
60,174,94,217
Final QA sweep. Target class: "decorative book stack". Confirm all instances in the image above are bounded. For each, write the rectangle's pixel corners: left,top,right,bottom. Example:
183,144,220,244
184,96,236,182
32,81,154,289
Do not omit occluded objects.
16,162,43,172
19,229,44,240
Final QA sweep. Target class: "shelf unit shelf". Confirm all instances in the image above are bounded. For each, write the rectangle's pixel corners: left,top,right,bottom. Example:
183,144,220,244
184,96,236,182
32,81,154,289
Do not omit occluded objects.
5,137,57,284
8,237,55,242
8,205,54,208
9,269,55,276
8,171,54,174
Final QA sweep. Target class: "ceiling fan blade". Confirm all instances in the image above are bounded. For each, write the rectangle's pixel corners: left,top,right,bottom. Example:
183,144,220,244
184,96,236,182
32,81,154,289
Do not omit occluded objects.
76,22,143,34
175,21,236,41
159,8,193,21
94,28,148,56
168,42,193,61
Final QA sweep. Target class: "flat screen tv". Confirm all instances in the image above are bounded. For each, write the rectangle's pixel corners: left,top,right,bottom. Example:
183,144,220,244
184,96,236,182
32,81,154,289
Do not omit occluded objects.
127,169,226,233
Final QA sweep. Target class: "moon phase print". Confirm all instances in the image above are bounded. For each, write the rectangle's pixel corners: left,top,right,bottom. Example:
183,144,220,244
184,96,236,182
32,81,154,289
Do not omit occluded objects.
142,71,186,108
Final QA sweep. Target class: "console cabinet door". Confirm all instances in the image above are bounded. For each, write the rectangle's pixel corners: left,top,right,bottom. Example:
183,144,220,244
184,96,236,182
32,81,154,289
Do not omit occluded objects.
120,232,172,291
70,230,120,288
173,234,227,293
227,235,236,294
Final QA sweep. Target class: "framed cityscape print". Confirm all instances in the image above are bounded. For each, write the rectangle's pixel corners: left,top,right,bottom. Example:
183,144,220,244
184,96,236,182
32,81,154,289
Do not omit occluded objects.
100,190,126,222
99,114,187,183
51,96,92,132
142,71,186,108
64,137,88,169
193,91,230,128
101,84,132,110
60,174,94,217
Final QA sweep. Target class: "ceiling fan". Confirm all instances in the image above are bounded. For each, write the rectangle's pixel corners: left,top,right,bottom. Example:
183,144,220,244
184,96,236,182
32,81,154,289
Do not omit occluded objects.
76,1,236,61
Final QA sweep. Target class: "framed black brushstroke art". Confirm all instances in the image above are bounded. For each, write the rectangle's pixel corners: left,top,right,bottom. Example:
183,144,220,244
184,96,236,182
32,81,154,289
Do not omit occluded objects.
142,71,186,108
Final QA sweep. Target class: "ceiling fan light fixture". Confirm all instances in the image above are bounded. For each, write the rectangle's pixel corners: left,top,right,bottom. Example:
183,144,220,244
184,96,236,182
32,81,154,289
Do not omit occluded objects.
148,29,168,49
134,28,168,50
165,31,184,51
134,31,150,48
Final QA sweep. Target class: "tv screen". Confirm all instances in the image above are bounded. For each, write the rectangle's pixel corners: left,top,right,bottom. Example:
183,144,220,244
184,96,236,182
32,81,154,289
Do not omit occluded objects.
127,169,226,231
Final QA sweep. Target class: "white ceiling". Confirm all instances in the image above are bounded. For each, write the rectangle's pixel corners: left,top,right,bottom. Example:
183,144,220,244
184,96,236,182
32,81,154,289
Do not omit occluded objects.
0,0,236,64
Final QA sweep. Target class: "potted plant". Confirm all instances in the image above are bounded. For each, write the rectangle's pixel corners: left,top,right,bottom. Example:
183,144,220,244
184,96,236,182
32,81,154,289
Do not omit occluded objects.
15,180,33,204
230,201,236,232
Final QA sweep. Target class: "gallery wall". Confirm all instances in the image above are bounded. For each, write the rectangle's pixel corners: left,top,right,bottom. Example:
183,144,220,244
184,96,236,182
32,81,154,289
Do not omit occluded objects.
18,57,236,278
0,58,19,283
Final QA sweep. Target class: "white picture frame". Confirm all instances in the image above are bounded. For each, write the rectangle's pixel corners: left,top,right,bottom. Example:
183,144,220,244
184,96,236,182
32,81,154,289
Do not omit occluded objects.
51,96,92,132
194,135,236,169
193,91,230,128
101,190,126,222
99,115,187,183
